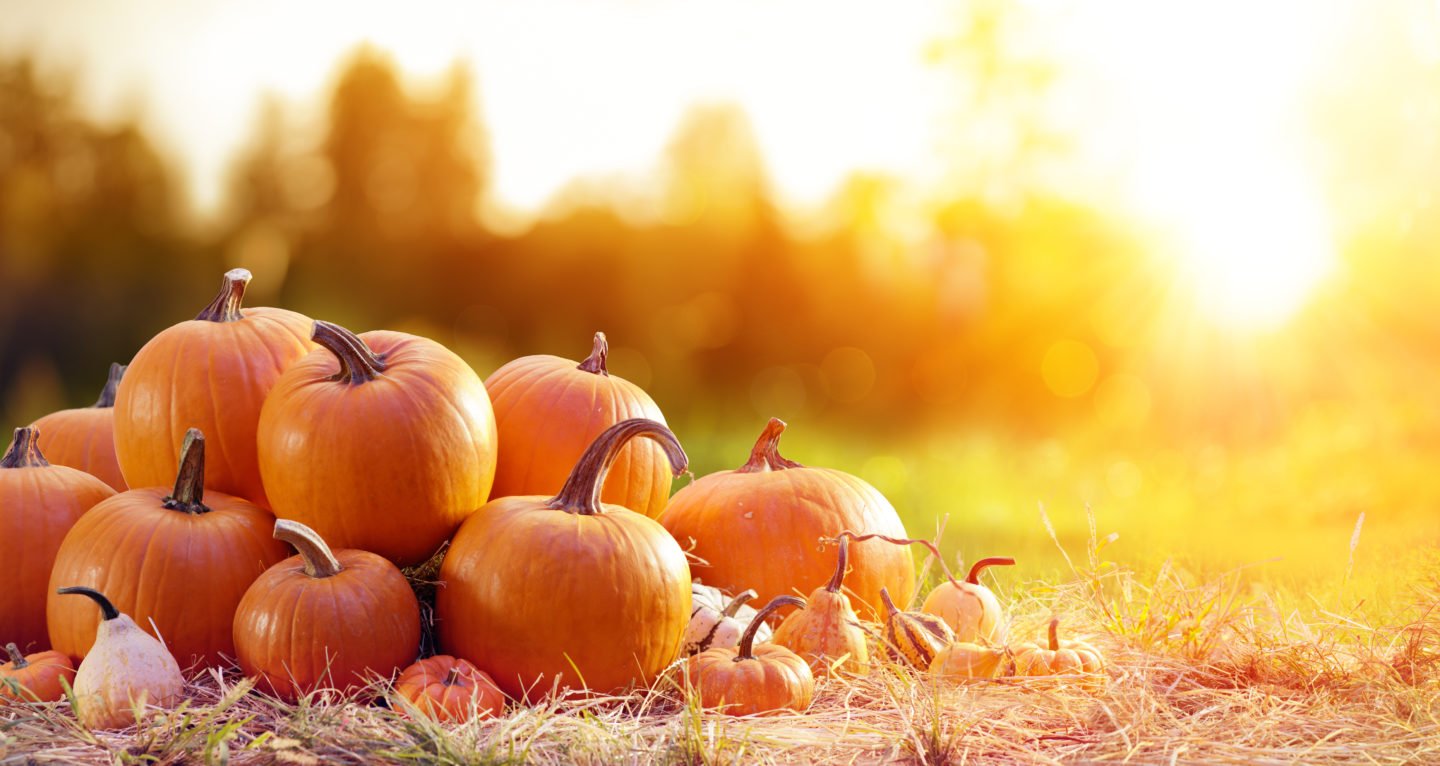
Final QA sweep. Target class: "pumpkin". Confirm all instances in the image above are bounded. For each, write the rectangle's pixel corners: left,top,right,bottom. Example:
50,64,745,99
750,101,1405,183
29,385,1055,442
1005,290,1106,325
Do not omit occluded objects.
879,587,954,670
1,642,75,703
770,535,870,676
485,332,673,518
1012,617,1106,677
393,655,505,723
929,641,1010,680
683,595,814,716
921,556,1015,643
658,418,915,620
0,426,116,652
257,320,497,567
46,429,289,668
233,520,420,701
56,586,184,730
437,418,692,699
32,362,128,491
114,268,313,508
681,588,773,658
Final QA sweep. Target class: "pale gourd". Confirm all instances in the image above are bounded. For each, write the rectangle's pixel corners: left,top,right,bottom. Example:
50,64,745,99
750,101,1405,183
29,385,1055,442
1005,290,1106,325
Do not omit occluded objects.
57,586,184,729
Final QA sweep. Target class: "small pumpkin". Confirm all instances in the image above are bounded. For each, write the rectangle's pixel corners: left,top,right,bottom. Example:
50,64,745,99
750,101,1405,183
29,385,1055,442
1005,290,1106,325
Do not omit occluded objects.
233,520,422,701
32,363,128,491
879,587,954,670
393,655,505,723
0,426,116,652
770,535,870,676
681,588,772,657
257,320,497,567
921,556,1015,643
1012,617,1106,677
929,641,1010,681
485,332,674,518
684,595,814,716
114,268,314,508
437,419,692,699
1,642,76,703
659,418,915,620
47,429,289,667
56,586,184,730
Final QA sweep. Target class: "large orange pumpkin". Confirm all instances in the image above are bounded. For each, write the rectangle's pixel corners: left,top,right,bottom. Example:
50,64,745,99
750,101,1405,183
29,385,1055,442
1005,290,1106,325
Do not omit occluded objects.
257,320,497,567
32,363,127,491
113,268,313,508
485,332,673,518
437,418,692,699
658,418,915,620
46,429,289,668
0,427,116,652
234,520,421,701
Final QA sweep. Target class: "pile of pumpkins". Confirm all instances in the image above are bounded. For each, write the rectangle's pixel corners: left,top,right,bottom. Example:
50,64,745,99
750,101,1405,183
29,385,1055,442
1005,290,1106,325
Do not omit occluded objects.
0,268,1104,725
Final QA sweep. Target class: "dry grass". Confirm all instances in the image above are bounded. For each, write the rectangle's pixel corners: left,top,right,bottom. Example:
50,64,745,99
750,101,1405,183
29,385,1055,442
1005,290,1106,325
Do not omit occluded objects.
5,522,1440,765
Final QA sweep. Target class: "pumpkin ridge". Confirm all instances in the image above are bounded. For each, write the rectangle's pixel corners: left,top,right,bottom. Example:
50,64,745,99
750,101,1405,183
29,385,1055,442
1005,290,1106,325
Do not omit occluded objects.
504,362,581,492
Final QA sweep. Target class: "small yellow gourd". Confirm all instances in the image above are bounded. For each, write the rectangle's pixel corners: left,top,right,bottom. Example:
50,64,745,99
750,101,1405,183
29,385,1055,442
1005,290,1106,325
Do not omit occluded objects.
57,586,184,729
771,536,870,676
920,556,1015,642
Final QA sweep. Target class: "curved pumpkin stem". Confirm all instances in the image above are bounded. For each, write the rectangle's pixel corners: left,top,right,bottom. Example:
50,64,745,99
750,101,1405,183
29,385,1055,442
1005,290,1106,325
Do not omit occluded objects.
826,535,851,594
4,643,26,668
576,331,610,376
0,427,49,469
162,429,211,515
832,531,962,591
721,589,758,619
965,557,1016,585
737,418,803,473
56,586,121,621
1048,617,1061,652
274,520,344,578
737,595,805,661
547,418,688,516
93,363,126,408
195,268,252,323
879,587,900,618
312,321,387,384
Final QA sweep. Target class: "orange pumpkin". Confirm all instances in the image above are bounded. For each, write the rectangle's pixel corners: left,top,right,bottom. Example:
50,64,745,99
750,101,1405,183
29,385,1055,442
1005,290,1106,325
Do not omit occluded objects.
1,642,75,703
770,536,871,676
659,418,915,620
32,363,128,491
921,557,1015,643
114,268,313,508
0,426,116,652
46,429,289,667
1012,617,1106,677
233,520,421,701
393,655,505,722
684,595,814,716
485,332,673,518
437,419,692,699
257,320,497,567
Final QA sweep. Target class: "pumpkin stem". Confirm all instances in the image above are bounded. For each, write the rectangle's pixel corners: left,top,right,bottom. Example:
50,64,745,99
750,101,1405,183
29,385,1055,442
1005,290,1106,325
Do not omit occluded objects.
162,429,211,514
56,586,121,621
833,531,962,591
4,643,26,668
443,666,464,687
720,589,758,618
0,427,49,469
312,321,387,384
576,331,610,376
273,519,344,578
825,535,850,594
195,268,252,323
879,587,900,618
547,418,688,516
93,363,126,408
1048,617,1061,652
965,557,1016,585
737,418,804,473
737,595,806,661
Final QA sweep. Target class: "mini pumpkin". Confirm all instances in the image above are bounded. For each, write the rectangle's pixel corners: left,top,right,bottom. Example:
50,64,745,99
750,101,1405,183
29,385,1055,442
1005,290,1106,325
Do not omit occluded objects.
684,595,814,716
32,363,128,491
1,642,76,703
929,641,1010,681
681,588,772,657
56,586,184,730
1012,617,1106,677
394,655,505,723
770,535,870,676
921,556,1015,643
879,587,954,670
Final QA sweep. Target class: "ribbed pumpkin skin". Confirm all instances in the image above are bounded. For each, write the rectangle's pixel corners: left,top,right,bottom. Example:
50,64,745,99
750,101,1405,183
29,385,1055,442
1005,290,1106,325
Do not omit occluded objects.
437,495,692,699
0,431,116,652
233,548,421,701
687,643,813,716
485,338,671,518
1,644,76,702
114,305,312,508
257,328,497,567
45,488,288,667
394,656,505,722
33,408,124,492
